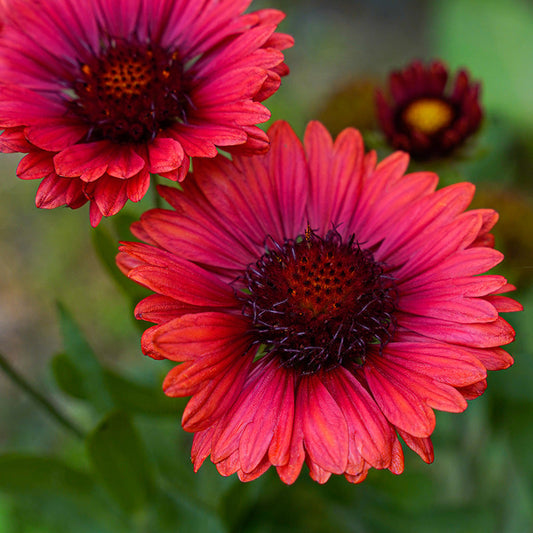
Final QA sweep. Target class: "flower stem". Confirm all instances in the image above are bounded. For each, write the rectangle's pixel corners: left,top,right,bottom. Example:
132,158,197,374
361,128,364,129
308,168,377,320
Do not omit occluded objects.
0,352,85,439
152,173,162,209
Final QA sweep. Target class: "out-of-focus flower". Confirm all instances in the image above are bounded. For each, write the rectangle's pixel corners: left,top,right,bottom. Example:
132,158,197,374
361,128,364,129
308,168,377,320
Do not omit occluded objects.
317,78,379,137
376,60,483,160
118,121,520,484
0,0,292,226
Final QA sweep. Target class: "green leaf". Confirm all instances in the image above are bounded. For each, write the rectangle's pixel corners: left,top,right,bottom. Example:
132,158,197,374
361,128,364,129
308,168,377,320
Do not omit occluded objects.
146,488,227,533
56,302,113,411
86,411,154,513
50,352,86,400
0,454,94,496
0,454,123,532
51,351,179,415
104,368,179,415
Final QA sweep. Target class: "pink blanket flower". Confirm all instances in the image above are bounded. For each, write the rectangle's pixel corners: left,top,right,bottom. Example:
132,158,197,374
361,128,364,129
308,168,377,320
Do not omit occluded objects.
118,121,520,484
0,0,292,225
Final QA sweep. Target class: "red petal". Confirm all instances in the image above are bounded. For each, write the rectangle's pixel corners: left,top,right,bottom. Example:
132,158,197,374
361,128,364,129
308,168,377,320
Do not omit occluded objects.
125,243,237,307
0,127,33,152
18,151,55,180
299,374,348,475
153,312,251,362
382,342,486,387
365,361,436,438
398,315,516,348
239,364,293,473
398,430,434,463
148,136,185,174
35,174,86,209
180,347,253,432
323,368,394,469
126,170,150,203
86,175,128,216
191,427,214,472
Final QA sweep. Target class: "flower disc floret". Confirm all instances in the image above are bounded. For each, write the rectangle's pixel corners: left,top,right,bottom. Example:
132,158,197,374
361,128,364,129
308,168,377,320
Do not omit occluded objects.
240,228,397,373
70,41,186,144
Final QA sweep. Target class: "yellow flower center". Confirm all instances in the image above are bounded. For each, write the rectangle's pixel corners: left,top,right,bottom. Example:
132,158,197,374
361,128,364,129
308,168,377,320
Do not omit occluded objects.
402,98,454,136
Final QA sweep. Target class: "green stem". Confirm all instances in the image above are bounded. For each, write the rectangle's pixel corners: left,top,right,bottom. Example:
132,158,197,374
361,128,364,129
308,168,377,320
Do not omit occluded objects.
0,352,85,439
152,173,162,209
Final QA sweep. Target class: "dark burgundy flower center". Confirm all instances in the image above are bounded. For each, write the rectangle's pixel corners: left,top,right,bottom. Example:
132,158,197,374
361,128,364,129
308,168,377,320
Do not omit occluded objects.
240,229,397,374
69,41,187,144
400,97,455,136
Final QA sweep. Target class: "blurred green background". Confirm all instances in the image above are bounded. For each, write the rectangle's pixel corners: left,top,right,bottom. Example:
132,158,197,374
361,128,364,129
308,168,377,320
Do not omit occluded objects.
1,0,533,531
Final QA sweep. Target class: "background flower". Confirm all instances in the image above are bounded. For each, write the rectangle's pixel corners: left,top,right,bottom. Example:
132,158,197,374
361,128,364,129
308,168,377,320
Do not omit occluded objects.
375,60,483,160
119,120,520,484
0,0,292,225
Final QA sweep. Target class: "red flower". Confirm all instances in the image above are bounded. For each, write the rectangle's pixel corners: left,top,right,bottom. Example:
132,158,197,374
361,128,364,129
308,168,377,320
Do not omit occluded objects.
376,60,483,160
118,121,520,484
0,0,292,226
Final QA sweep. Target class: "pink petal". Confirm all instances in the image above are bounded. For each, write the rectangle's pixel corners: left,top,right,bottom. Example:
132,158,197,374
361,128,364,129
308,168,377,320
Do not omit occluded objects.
275,407,305,485
239,364,293,473
153,312,251,362
133,294,202,324
107,145,146,179
35,174,86,209
126,170,151,203
237,456,271,482
364,361,436,438
18,151,55,180
54,142,113,181
191,427,215,472
457,379,487,400
147,137,185,174
398,430,434,463
85,175,128,216
345,463,370,484
180,348,253,432
89,201,103,227
461,346,514,371
323,368,394,469
265,121,309,238
382,342,486,387
484,294,523,313
26,119,86,151
54,142,144,181
0,127,33,152
388,437,405,475
299,374,348,475
211,358,287,471
125,243,237,307
398,314,516,348
307,459,332,484
398,293,499,324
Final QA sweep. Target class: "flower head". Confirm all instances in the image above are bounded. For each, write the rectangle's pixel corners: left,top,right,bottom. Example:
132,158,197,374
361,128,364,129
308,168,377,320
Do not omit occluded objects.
0,0,292,225
376,60,483,160
118,121,520,484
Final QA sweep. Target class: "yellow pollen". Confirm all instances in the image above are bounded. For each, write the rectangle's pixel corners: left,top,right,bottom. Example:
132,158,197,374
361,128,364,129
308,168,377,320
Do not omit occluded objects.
402,98,454,136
